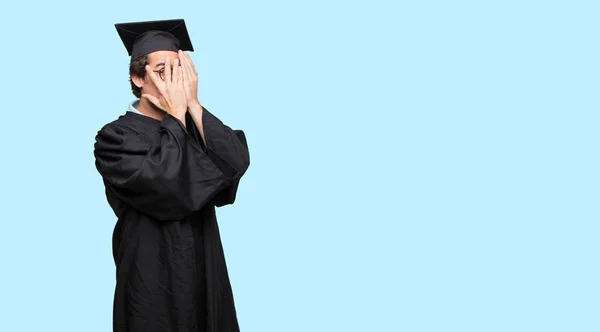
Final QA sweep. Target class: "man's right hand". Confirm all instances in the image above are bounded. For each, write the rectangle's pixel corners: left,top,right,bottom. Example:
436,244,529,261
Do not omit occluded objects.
142,56,188,124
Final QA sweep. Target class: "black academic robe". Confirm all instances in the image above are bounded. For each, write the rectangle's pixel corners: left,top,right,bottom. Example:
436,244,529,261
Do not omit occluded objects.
93,106,250,332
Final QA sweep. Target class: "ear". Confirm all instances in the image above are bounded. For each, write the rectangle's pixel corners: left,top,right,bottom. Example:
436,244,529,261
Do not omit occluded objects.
131,74,144,89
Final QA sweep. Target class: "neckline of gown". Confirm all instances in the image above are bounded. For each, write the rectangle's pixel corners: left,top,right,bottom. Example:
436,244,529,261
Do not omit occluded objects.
122,110,197,133
123,110,163,127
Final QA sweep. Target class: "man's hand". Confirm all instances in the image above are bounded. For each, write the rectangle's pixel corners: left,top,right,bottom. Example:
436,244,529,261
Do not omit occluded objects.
179,50,201,109
142,56,188,123
179,50,206,143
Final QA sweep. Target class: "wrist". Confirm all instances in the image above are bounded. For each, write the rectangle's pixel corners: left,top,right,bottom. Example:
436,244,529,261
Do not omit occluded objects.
188,99,202,110
169,106,187,120
175,114,186,127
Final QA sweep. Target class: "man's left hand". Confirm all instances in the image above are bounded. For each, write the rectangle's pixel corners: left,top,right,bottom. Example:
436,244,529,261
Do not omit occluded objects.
179,50,201,109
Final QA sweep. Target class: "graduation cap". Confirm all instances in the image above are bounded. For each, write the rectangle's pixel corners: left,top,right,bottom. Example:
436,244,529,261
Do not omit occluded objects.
115,19,194,61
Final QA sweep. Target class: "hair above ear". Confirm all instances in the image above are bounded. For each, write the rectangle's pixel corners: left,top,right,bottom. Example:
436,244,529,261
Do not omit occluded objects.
129,55,149,98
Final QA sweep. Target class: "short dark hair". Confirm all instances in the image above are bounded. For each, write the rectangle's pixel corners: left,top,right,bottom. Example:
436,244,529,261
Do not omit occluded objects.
129,55,149,98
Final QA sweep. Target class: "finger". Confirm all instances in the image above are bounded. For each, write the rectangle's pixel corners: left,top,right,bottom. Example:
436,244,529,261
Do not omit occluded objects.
141,93,162,109
173,58,181,84
179,50,192,81
184,51,196,73
179,59,185,85
145,66,165,93
145,65,158,85
184,53,198,84
164,56,172,85
179,58,186,85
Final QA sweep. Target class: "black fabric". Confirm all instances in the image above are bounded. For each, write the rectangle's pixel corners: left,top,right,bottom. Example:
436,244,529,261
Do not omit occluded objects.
115,19,194,61
94,107,250,331
184,112,247,207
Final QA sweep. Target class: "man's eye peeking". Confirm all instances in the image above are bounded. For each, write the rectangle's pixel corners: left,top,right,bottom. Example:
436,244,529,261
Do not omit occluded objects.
152,68,166,80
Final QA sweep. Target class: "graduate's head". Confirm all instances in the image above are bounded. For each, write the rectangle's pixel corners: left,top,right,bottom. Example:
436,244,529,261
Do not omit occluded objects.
128,50,181,99
115,19,194,99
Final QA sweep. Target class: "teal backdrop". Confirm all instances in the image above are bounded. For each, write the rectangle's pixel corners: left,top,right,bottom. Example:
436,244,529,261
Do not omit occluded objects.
0,1,598,331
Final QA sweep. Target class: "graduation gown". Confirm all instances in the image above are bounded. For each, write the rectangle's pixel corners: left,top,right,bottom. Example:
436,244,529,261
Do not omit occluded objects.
93,106,250,332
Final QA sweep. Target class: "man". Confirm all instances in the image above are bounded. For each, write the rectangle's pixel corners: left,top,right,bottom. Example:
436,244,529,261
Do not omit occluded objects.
93,19,250,332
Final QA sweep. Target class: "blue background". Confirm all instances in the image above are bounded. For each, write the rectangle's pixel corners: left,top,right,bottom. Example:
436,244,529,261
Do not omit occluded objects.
1,1,598,331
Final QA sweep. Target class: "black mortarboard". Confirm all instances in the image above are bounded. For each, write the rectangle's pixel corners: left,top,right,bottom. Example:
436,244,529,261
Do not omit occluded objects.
115,19,194,61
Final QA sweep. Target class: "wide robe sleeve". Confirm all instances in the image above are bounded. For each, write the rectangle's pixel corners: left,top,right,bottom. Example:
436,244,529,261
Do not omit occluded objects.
94,113,241,221
191,107,251,207
211,130,249,207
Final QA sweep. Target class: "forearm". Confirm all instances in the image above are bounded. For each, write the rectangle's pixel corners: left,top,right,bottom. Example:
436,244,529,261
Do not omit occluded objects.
187,102,250,175
188,101,206,145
